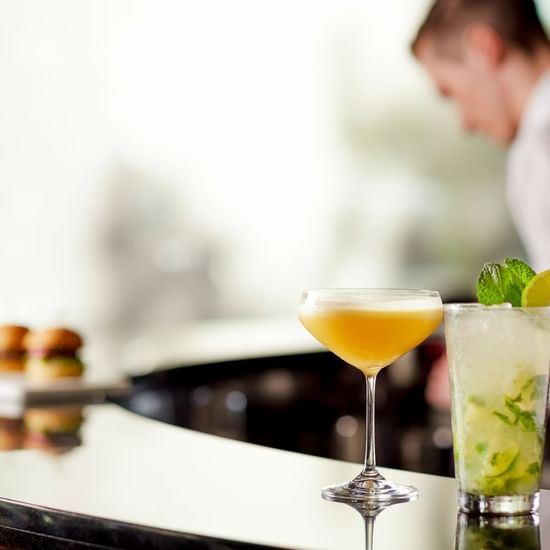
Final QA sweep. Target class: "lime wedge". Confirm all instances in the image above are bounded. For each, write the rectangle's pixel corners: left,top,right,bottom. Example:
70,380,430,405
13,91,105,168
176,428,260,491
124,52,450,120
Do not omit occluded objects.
521,269,550,307
483,447,519,478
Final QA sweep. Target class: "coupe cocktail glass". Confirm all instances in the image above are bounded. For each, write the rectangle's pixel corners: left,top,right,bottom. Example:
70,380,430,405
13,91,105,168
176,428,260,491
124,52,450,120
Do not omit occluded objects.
445,304,550,515
299,289,442,504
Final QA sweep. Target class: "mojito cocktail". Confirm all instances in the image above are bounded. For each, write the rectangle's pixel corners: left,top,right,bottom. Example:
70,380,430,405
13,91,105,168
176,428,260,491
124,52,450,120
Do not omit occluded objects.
445,304,550,514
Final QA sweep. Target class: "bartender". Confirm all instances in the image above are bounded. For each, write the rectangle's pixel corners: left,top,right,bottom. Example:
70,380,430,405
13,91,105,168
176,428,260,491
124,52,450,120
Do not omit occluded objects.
412,0,550,272
411,0,550,409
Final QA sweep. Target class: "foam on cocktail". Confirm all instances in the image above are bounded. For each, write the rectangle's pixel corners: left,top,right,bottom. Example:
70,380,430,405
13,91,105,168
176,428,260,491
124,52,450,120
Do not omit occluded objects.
300,296,442,313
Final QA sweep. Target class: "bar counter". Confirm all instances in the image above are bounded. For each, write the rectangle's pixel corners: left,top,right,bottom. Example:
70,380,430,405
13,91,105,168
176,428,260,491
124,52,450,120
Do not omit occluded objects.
0,403,548,549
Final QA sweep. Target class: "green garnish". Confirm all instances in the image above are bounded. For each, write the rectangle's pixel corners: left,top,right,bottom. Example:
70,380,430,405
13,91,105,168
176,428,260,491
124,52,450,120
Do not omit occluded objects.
493,411,514,426
519,375,546,400
467,395,486,407
477,258,536,306
487,451,519,478
517,411,537,433
505,397,523,418
490,389,539,432
521,377,535,391
475,442,488,455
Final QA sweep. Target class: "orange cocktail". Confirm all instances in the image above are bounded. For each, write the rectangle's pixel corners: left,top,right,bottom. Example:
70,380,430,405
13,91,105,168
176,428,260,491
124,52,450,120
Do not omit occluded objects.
299,289,442,505
300,306,442,376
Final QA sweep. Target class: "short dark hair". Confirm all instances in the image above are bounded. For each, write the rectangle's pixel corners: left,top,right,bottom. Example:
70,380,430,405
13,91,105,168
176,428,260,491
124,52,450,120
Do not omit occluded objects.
412,0,549,58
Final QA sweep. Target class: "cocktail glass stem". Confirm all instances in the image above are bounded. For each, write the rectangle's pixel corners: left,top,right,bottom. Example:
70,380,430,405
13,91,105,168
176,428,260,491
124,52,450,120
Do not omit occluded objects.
363,374,377,476
321,365,418,502
364,514,375,550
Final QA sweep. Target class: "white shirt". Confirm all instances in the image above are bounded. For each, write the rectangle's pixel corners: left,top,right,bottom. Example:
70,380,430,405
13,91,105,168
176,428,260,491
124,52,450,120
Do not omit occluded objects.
507,69,550,272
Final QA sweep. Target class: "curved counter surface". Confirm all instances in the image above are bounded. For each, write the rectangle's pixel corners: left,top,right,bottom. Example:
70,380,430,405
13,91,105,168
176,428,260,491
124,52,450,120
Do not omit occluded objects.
0,404,547,549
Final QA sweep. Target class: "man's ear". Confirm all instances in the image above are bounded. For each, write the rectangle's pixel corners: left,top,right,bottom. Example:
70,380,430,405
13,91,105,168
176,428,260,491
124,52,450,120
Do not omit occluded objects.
462,23,505,68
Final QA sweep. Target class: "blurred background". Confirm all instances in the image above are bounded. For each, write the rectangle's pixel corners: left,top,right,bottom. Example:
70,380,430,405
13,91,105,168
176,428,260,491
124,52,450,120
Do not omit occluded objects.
0,0,549,479
0,0,548,364
4,0,549,331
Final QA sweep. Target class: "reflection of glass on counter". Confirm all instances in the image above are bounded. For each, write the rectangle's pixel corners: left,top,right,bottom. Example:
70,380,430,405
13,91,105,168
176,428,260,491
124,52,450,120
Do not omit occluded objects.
23,406,85,454
455,512,540,550
345,499,408,550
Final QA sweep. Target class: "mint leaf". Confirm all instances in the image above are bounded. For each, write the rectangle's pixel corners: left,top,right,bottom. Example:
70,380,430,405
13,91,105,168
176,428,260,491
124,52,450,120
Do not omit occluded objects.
477,262,507,305
475,442,488,455
504,258,536,287
493,411,514,426
509,393,522,403
504,397,522,416
518,411,537,432
521,375,547,401
477,258,536,306
502,258,536,305
467,395,486,406
526,462,541,476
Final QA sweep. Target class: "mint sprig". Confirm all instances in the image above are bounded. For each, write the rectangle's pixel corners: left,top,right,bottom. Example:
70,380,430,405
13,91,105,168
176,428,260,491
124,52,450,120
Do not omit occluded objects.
477,258,536,306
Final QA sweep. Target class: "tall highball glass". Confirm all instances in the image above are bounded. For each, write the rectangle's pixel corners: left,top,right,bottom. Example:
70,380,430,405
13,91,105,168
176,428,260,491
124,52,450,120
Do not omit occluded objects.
445,304,550,515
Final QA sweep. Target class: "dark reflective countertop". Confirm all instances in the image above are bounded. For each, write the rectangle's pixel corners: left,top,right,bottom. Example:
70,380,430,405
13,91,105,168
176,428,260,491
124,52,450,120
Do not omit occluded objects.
0,403,548,549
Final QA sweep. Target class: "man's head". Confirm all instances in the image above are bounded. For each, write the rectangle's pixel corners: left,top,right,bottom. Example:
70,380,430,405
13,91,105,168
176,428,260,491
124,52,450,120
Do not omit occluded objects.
412,0,550,145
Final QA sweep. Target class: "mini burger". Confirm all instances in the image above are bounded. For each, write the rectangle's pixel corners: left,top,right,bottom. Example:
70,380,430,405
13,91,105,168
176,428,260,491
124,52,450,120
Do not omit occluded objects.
23,407,84,452
23,328,84,382
0,325,29,372
0,417,23,450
